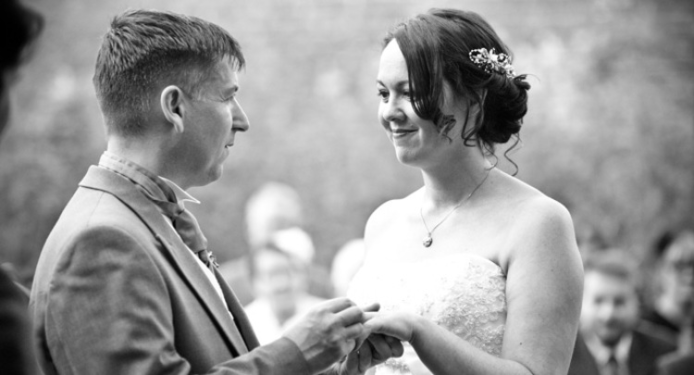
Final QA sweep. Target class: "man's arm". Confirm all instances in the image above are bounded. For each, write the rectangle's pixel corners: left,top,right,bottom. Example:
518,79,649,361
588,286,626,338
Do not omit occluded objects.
42,225,312,375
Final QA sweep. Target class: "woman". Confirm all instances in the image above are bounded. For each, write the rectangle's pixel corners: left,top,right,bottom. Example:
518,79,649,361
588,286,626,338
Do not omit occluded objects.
348,8,584,375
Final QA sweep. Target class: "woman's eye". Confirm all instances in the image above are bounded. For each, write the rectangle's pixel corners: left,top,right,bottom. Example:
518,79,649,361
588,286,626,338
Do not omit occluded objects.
402,91,412,101
377,90,389,102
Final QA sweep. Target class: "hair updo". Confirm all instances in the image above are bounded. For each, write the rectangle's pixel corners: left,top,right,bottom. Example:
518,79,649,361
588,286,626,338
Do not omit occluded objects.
385,8,531,158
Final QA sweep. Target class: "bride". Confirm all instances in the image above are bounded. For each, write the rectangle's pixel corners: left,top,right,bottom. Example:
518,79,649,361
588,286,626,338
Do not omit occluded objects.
349,8,583,375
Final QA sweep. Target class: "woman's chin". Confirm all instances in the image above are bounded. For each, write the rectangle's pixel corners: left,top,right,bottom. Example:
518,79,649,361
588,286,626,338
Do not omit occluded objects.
394,148,421,166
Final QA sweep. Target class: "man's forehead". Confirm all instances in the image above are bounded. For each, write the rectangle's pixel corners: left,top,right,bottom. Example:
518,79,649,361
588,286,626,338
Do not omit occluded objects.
208,60,240,88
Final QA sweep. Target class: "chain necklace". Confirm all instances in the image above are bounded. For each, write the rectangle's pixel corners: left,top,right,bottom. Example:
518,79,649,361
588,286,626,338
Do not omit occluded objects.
419,171,490,248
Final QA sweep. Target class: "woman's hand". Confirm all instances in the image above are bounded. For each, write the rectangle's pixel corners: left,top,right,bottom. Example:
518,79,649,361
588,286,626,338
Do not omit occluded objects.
363,312,419,343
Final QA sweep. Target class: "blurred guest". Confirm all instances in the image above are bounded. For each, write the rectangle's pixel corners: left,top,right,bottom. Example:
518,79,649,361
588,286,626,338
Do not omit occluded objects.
580,251,675,375
1,0,43,374
219,182,305,304
238,181,332,298
642,230,694,352
245,181,304,249
244,233,326,344
331,238,366,297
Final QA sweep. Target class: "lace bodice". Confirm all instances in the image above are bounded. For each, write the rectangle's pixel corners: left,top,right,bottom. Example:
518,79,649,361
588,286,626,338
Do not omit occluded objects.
348,253,507,375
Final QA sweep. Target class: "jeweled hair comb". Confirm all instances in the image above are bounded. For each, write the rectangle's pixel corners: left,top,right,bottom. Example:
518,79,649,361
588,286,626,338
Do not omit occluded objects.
469,48,515,79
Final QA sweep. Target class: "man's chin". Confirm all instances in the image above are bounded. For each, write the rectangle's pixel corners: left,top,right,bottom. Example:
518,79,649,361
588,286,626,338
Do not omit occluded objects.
597,331,623,347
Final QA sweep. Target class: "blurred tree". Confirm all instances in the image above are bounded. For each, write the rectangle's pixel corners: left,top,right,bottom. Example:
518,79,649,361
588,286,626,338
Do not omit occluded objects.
0,0,691,287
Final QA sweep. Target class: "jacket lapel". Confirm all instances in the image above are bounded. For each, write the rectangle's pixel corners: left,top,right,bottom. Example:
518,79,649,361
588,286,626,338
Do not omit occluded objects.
628,332,653,375
79,166,248,355
214,270,259,351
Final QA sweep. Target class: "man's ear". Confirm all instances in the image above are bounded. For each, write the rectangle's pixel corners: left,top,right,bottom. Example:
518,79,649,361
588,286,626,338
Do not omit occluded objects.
160,85,186,134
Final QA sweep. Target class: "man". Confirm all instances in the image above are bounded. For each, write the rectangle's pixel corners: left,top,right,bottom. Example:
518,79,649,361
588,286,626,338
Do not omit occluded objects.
30,10,401,375
578,251,675,375
0,1,43,374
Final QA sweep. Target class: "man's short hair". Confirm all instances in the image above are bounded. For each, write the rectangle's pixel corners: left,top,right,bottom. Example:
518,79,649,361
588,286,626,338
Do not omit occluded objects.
93,10,245,137
583,249,642,295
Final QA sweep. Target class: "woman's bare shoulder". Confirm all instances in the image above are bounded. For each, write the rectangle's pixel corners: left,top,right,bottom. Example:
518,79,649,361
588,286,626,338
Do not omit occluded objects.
491,172,579,267
364,188,422,243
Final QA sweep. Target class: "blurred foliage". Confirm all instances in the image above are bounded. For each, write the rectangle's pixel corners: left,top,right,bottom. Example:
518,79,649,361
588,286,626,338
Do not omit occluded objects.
0,0,692,286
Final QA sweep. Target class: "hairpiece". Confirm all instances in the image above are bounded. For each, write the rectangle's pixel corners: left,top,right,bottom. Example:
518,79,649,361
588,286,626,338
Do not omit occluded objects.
469,48,515,79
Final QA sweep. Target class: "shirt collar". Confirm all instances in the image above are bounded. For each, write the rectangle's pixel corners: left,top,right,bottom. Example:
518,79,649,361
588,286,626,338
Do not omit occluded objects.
160,176,200,206
98,151,200,206
584,331,633,366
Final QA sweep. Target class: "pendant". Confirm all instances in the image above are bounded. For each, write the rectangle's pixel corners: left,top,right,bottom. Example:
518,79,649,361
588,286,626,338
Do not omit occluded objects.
423,235,433,247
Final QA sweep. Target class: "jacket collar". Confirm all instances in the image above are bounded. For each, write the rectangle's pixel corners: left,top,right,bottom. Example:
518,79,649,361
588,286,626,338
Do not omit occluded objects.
79,165,249,354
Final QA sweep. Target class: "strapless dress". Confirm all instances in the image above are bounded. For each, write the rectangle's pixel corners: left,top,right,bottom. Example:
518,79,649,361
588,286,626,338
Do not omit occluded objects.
348,253,507,375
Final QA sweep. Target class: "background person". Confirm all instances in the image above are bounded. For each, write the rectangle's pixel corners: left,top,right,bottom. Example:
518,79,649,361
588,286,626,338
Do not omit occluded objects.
579,251,675,375
642,230,694,352
245,236,327,344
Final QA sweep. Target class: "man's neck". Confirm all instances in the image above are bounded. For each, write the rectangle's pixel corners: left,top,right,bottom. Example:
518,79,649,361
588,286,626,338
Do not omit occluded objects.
106,138,190,190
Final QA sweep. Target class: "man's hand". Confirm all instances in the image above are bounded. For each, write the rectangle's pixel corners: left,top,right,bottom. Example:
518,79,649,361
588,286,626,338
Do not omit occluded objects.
335,333,405,375
283,298,370,374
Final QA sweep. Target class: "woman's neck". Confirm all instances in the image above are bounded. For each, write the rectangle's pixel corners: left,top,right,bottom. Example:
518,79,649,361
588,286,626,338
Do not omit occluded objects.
420,149,492,209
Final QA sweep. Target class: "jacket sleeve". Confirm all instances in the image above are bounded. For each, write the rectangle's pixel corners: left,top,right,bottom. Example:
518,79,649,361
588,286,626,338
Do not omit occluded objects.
43,225,311,375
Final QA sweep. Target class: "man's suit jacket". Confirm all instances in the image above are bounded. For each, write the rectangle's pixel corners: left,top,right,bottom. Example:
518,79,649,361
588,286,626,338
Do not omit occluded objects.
658,354,694,375
30,166,312,375
568,330,676,375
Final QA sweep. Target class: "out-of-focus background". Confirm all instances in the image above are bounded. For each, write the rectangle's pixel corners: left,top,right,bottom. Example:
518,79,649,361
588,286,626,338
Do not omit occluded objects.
1,0,692,292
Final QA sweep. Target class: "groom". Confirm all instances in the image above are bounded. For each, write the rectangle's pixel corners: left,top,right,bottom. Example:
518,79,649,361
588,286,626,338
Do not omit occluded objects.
30,9,401,375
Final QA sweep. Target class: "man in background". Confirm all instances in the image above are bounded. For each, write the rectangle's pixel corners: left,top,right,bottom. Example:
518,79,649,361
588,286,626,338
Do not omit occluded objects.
579,251,675,375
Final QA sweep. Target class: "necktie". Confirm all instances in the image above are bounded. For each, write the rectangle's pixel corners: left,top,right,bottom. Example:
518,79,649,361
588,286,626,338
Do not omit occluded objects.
97,153,216,270
605,352,620,375
150,188,217,271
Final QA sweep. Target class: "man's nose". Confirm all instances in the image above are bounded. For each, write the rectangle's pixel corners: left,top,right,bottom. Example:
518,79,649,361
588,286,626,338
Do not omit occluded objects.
233,101,250,132
597,303,617,321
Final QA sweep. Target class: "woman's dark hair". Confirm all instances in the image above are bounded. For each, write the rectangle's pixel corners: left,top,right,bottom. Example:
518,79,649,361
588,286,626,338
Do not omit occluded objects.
385,8,530,165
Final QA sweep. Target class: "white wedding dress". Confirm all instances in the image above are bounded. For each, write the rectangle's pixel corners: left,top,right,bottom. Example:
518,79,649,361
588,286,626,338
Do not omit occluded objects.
348,253,507,375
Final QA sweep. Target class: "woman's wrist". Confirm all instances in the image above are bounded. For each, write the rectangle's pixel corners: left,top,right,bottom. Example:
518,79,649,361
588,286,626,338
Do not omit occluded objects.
408,314,426,345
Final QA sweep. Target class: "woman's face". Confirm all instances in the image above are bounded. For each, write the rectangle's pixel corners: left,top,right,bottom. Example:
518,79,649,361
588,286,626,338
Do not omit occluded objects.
376,40,472,168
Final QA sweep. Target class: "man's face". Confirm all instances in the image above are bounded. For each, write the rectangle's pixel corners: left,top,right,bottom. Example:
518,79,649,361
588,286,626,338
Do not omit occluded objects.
177,59,249,187
581,271,640,347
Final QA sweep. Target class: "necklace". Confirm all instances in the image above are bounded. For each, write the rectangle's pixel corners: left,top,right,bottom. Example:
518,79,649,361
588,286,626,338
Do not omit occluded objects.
419,171,490,248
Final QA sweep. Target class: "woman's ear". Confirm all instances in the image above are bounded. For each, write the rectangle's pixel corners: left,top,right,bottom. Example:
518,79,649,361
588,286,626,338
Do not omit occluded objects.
160,85,185,134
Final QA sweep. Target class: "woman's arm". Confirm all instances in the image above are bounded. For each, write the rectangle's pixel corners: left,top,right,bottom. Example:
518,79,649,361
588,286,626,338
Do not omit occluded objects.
366,197,584,375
